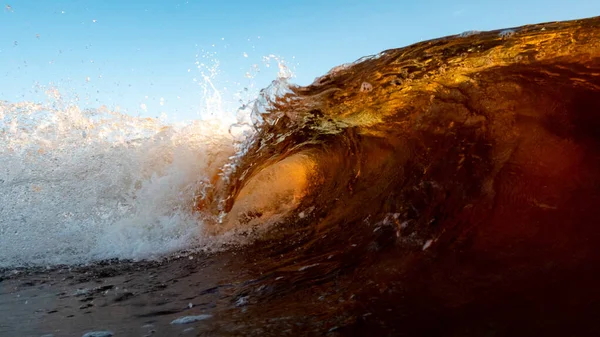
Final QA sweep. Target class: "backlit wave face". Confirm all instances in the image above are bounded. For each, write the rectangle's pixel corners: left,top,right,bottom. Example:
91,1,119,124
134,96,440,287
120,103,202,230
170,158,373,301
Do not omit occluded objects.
210,17,600,249
190,17,600,335
214,152,321,234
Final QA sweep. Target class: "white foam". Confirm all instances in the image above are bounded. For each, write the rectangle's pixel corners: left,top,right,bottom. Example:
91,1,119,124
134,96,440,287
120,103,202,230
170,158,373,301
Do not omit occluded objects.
171,315,212,324
0,51,297,269
458,30,480,37
499,29,516,38
0,99,236,268
81,332,113,337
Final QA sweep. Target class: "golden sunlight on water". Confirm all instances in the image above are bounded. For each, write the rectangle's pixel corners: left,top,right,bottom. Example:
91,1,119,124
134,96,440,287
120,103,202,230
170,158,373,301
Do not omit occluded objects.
215,152,320,234
3,16,600,337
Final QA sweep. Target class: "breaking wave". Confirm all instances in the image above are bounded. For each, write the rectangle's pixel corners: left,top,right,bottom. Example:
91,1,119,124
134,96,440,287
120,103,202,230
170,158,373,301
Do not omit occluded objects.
0,49,298,269
0,96,236,268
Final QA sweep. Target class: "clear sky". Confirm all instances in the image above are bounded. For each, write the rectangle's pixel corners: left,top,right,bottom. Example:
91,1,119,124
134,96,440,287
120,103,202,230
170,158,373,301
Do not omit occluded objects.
1,0,599,121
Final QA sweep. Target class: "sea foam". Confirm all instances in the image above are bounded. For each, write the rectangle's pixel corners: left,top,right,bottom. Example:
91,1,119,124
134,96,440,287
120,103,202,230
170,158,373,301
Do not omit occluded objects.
0,98,236,268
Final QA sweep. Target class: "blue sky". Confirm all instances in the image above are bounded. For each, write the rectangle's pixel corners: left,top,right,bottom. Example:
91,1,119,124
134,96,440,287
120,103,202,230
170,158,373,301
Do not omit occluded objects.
1,0,599,121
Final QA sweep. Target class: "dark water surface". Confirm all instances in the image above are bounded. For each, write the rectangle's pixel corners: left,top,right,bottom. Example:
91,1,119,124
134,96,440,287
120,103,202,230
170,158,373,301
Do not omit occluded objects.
2,16,600,337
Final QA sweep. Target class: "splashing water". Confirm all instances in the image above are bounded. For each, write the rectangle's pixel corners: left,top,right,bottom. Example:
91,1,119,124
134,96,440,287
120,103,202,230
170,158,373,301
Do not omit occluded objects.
0,97,236,268
0,50,296,269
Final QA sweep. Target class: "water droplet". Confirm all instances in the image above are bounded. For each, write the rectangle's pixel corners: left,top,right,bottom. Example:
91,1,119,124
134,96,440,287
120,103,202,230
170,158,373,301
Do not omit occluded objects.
499,29,516,39
235,296,249,306
360,82,373,93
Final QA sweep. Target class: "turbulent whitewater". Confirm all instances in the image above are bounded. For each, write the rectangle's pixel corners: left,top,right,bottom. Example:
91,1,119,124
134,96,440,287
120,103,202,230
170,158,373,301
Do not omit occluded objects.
0,98,238,268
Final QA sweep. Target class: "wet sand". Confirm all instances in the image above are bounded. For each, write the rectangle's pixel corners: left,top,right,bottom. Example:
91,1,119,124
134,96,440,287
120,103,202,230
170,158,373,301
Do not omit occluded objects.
0,241,362,337
3,226,600,337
